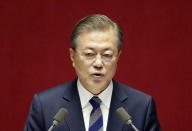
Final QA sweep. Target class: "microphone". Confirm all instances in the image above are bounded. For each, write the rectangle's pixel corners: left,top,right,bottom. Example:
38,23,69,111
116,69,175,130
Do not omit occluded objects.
116,107,139,131
48,108,68,131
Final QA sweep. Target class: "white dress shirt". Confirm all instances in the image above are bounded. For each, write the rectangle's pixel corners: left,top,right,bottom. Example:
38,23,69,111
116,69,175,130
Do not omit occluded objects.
77,78,113,131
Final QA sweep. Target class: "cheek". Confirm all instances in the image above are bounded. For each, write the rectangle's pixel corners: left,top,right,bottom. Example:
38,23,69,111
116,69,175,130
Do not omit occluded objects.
106,62,118,73
74,59,90,72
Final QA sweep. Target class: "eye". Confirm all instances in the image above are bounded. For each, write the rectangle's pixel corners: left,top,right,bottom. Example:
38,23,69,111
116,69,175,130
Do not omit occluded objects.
85,53,94,56
84,52,96,59
103,53,112,58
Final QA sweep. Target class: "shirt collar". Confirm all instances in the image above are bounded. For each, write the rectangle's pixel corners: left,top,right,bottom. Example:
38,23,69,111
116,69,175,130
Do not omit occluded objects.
77,78,113,109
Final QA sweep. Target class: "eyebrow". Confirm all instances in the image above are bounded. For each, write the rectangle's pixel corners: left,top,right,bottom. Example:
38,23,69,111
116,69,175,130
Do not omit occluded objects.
84,47,113,51
103,48,113,51
85,47,94,50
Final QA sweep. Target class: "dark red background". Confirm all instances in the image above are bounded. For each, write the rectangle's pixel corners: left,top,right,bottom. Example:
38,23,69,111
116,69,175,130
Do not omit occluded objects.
1,0,192,130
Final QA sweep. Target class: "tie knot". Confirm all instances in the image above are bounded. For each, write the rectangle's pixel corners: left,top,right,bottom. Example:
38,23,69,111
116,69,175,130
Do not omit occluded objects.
89,96,102,109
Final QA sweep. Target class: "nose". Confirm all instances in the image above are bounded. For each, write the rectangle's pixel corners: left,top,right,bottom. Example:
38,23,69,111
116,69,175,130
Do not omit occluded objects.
93,54,103,70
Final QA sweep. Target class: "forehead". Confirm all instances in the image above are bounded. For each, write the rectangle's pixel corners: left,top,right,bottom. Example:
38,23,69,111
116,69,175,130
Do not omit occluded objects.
76,28,118,51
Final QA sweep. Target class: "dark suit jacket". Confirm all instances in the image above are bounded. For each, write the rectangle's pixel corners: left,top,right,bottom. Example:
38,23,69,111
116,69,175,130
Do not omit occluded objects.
24,79,161,131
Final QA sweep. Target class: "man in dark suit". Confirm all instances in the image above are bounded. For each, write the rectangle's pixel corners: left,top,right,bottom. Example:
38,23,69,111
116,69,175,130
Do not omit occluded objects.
24,14,161,131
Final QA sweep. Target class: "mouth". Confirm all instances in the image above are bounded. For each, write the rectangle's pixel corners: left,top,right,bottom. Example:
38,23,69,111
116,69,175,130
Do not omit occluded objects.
91,73,104,78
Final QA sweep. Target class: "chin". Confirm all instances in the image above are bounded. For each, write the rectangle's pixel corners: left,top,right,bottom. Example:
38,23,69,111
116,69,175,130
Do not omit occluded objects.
92,80,108,88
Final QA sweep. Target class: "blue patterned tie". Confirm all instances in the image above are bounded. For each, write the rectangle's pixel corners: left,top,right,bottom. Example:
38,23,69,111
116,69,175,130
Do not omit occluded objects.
89,96,103,131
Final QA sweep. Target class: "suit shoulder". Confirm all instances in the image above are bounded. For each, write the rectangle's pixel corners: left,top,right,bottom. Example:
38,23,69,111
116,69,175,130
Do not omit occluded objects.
114,81,152,101
35,79,76,102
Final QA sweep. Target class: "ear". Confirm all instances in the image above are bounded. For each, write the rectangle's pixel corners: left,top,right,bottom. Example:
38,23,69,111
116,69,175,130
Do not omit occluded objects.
69,48,75,67
116,50,122,61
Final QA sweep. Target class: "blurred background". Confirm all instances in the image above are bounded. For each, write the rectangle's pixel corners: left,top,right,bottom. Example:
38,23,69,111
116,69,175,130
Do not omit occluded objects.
0,0,192,130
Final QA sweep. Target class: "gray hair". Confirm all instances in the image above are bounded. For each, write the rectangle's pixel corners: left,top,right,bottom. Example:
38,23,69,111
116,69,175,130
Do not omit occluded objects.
70,14,123,51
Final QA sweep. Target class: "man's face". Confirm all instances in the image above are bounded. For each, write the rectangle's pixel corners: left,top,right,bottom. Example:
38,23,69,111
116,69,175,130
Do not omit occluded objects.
70,28,121,95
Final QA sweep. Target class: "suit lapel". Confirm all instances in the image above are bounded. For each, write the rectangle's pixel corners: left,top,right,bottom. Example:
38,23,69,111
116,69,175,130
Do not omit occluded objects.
107,80,129,131
59,79,130,131
61,79,86,131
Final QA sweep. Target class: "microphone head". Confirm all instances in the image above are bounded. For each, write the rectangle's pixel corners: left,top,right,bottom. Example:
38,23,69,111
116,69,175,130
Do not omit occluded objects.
53,108,68,124
116,107,131,123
